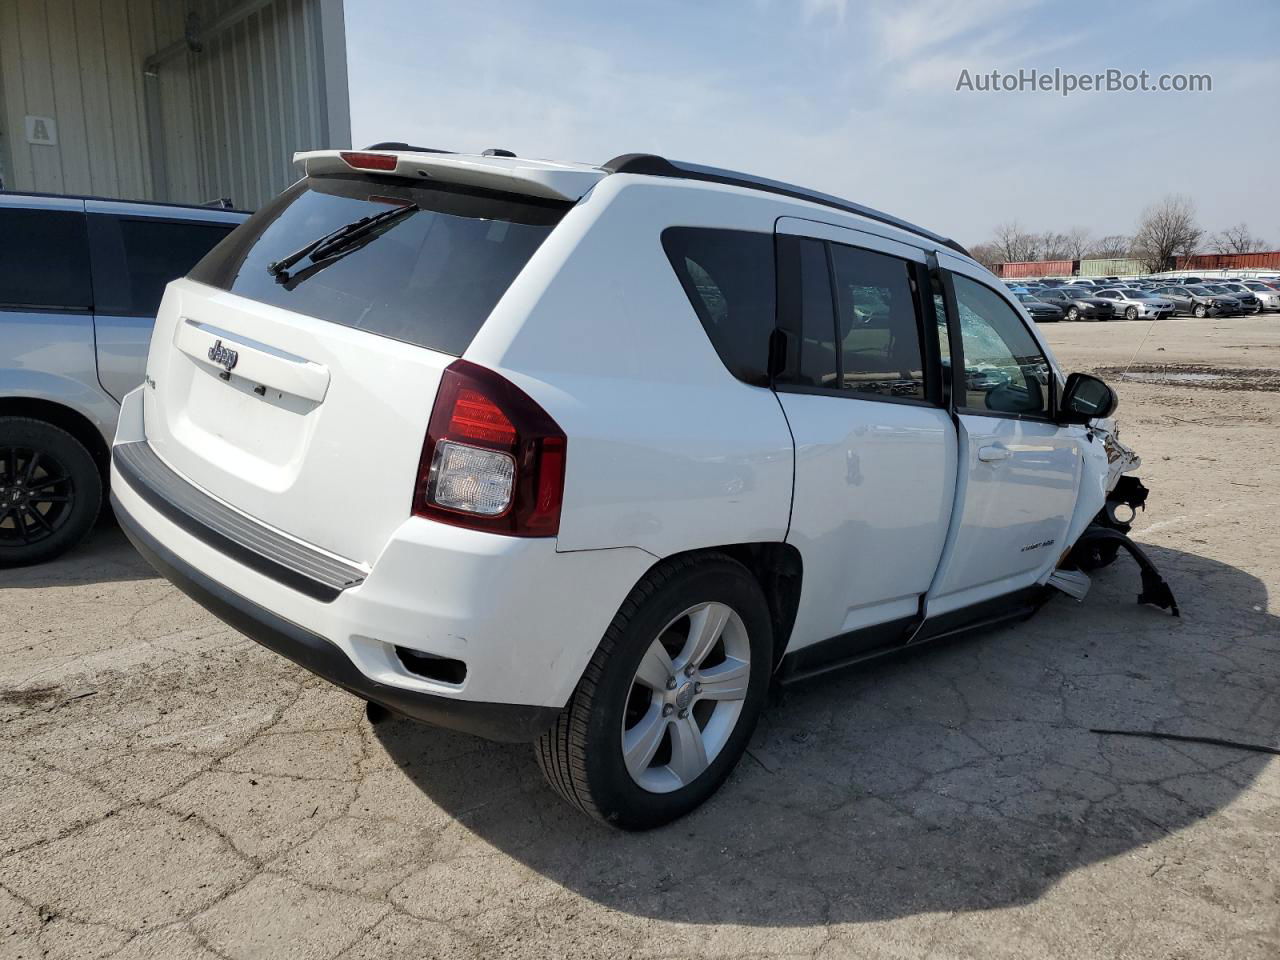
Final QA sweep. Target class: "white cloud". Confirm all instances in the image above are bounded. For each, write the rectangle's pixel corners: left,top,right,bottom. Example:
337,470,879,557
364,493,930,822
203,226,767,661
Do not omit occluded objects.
870,0,1046,63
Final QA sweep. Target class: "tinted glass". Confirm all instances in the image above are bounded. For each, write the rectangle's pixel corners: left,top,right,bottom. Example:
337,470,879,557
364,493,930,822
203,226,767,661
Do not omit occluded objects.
90,216,236,316
662,227,776,386
190,174,567,356
0,208,92,310
830,244,925,400
790,237,838,386
952,275,1050,416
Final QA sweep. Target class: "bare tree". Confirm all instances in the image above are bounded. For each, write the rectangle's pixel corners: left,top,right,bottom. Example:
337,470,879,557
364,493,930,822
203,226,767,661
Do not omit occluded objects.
1038,231,1072,261
1209,223,1268,254
966,241,1002,271
1088,234,1133,259
1132,195,1202,272
992,222,1041,263
1064,226,1092,260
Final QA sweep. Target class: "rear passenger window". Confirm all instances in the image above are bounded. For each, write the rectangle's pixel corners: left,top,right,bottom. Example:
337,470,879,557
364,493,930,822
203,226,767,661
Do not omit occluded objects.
792,238,838,386
829,244,926,400
0,208,92,311
661,228,776,386
89,216,236,317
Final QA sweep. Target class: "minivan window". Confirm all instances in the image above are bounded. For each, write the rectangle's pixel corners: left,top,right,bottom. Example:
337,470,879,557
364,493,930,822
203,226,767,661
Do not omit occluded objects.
89,215,236,317
189,175,569,356
829,243,926,401
661,227,776,386
0,209,92,311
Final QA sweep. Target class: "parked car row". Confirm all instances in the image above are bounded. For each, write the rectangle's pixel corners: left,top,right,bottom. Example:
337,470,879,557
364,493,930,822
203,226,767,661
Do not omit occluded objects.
1002,273,1280,321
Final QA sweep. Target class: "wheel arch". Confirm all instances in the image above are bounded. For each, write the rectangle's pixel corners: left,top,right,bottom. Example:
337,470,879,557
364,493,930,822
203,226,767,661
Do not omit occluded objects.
0,396,112,484
638,542,804,671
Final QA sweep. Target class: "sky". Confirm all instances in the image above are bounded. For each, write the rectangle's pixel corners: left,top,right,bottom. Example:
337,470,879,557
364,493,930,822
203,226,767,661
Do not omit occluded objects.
345,0,1280,249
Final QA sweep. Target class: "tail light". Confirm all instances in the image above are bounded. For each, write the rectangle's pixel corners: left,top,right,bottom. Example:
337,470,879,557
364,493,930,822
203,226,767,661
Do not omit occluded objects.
414,360,566,537
339,151,398,172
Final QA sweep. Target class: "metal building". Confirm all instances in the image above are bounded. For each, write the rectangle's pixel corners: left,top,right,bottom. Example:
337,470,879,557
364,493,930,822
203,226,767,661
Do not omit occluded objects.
0,0,349,210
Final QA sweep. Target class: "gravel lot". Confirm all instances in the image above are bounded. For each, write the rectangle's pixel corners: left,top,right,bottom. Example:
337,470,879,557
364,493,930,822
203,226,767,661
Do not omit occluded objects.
3,316,1277,960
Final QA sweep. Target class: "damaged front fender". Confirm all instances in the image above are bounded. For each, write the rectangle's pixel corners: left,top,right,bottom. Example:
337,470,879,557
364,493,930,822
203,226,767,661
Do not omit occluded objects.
1051,419,1179,616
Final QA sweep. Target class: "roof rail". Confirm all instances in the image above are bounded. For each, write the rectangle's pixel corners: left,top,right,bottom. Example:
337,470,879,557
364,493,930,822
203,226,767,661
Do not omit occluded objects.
364,141,454,154
601,153,970,258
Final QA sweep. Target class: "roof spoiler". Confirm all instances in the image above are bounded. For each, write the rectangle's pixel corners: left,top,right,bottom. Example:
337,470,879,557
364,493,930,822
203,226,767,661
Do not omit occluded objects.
292,150,604,202
602,153,970,258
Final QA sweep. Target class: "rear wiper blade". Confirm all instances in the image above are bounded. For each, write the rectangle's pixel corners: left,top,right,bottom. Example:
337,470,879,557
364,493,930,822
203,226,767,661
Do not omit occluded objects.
267,203,418,282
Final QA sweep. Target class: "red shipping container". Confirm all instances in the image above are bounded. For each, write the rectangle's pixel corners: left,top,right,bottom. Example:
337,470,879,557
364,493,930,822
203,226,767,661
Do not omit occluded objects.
997,259,1076,278
1174,252,1280,271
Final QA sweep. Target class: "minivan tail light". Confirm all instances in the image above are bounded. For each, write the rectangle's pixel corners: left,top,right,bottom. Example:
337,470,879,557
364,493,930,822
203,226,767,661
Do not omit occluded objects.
414,360,566,537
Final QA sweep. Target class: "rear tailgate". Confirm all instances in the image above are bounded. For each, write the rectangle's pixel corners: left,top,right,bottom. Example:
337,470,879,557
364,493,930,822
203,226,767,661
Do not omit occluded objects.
144,280,450,564
140,161,574,565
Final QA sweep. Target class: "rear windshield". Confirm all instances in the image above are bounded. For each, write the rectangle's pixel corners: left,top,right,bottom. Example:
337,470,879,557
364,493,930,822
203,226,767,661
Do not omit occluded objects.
189,174,569,355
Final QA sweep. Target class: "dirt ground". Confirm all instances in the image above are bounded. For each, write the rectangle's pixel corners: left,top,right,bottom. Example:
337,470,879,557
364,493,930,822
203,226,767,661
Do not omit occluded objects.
2,316,1277,960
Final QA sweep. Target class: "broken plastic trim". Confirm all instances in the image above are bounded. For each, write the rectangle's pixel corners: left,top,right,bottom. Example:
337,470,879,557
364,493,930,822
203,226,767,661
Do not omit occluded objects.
1071,526,1180,617
1107,475,1149,526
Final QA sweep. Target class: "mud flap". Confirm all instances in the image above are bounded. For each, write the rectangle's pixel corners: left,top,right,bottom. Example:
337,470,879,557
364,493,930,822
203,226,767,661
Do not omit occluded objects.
1068,526,1180,616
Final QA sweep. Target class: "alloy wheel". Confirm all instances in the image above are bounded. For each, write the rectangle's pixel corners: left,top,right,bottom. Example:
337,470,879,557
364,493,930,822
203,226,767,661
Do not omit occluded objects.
0,447,75,548
621,601,751,793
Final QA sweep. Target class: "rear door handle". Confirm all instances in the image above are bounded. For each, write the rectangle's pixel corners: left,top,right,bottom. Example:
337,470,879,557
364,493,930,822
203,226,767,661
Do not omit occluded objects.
978,444,1012,463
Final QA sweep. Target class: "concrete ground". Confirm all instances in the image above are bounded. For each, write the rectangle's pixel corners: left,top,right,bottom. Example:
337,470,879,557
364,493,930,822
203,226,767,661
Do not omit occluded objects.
2,316,1278,959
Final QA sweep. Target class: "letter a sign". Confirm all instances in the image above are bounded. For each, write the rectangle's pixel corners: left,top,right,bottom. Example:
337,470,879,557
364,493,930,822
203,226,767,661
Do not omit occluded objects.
24,115,57,145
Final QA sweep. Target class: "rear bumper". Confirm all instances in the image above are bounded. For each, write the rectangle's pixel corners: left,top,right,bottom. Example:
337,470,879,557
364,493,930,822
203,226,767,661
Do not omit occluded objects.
108,386,654,738
114,494,559,742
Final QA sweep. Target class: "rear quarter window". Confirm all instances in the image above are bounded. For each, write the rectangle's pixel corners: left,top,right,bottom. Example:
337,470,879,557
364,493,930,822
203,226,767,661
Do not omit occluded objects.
189,174,569,356
89,215,237,316
661,227,776,386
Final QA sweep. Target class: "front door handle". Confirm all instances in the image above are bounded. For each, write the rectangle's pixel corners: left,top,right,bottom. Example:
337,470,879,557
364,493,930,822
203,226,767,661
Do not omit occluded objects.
978,444,1012,463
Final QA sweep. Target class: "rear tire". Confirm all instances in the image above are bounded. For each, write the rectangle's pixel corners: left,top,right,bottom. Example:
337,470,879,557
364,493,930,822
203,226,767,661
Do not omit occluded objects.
536,553,772,830
0,417,102,568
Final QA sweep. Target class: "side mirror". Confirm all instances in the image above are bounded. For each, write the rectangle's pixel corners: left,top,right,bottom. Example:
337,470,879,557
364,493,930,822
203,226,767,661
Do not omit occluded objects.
1059,372,1117,424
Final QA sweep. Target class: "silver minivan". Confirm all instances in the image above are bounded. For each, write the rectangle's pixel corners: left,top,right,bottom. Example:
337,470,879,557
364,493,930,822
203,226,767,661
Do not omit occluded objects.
0,193,246,566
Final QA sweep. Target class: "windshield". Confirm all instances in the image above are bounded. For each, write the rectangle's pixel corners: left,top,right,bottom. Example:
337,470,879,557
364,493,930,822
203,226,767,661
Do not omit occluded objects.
1186,286,1213,295
1120,289,1149,298
1015,293,1042,303
189,174,569,356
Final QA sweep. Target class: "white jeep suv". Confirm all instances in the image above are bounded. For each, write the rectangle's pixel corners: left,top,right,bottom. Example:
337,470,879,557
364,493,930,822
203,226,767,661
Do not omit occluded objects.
111,147,1169,829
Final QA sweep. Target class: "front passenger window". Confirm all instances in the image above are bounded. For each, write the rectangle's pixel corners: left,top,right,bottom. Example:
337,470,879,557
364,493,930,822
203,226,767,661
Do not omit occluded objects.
952,275,1051,417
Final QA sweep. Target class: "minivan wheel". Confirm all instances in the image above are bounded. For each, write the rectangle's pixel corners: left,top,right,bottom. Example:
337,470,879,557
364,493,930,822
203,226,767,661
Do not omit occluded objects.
1194,303,1207,318
0,417,102,567
536,553,772,830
